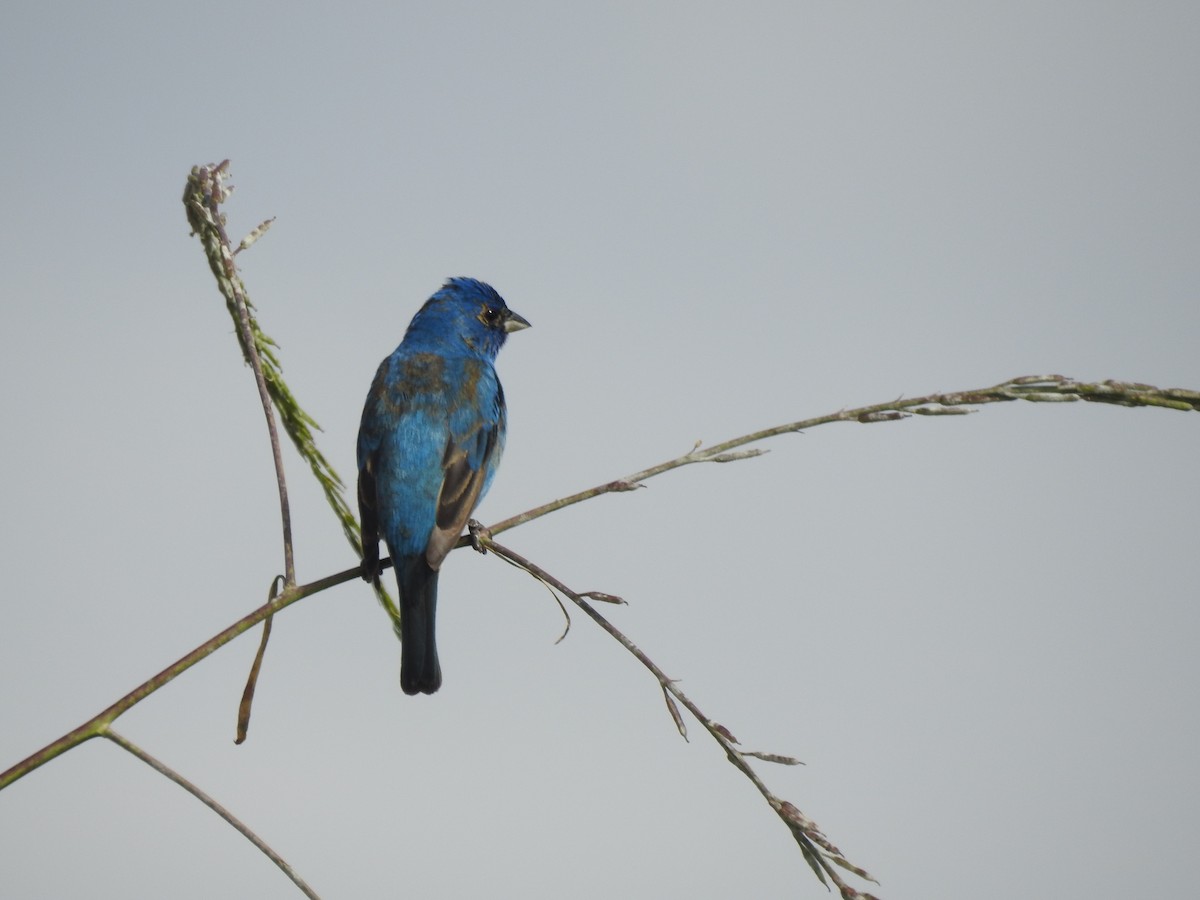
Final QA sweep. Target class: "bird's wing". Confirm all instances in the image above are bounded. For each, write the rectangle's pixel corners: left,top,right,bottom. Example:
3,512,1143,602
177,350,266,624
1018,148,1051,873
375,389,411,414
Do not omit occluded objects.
424,421,500,570
356,361,393,582
357,452,382,580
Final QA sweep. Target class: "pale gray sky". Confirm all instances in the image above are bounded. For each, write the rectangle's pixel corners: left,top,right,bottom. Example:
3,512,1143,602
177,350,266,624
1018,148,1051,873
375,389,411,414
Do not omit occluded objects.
1,3,1197,899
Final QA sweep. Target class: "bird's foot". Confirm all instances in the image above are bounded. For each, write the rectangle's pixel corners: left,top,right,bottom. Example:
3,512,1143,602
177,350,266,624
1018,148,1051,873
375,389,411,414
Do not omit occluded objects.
360,556,382,583
468,519,492,554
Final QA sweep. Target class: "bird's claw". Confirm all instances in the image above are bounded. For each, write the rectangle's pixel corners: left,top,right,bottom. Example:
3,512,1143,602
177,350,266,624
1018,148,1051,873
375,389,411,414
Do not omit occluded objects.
468,519,492,554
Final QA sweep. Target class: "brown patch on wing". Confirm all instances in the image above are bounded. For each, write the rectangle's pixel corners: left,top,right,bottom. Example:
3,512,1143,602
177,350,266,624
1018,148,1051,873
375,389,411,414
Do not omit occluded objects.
425,426,499,571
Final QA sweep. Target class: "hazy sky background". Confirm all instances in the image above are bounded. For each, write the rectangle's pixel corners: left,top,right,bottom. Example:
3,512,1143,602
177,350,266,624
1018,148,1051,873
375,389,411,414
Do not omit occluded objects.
1,3,1197,899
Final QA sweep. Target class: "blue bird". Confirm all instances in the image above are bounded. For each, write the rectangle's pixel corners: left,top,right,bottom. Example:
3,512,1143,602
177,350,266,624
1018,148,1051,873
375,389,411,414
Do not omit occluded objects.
357,278,530,694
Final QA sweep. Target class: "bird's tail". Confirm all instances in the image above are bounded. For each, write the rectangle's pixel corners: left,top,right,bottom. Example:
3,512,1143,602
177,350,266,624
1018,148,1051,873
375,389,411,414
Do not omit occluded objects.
397,559,442,695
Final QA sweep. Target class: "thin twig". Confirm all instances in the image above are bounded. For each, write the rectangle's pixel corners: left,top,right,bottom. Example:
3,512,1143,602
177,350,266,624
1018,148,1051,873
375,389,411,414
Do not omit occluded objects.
183,165,362,558
6,372,1191,795
476,374,1200,544
102,728,320,899
0,569,344,790
478,537,879,900
183,164,292,737
183,161,295,586
237,576,285,744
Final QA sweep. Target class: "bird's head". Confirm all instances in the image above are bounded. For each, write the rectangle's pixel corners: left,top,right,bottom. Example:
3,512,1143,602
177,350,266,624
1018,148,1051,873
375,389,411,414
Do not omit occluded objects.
406,277,530,359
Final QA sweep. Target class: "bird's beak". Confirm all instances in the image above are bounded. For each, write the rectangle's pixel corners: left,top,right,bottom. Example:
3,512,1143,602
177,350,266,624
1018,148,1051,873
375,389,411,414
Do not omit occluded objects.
503,310,531,333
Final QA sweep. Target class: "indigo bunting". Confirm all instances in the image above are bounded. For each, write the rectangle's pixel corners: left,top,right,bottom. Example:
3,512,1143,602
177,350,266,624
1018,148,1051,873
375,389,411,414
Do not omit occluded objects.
357,277,530,695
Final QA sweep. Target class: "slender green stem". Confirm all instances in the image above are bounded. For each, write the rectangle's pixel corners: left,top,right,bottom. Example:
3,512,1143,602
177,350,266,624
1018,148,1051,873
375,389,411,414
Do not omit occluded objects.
2,369,1193,900
184,161,295,586
480,374,1200,541
0,572,339,791
3,375,1195,793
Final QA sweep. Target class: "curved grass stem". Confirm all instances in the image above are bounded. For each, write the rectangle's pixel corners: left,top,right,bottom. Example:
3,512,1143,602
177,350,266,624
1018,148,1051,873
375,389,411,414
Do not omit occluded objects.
103,728,321,899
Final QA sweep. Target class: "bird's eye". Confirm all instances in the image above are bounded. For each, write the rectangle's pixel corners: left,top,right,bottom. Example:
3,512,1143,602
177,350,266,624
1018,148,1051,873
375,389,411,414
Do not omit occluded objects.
479,306,503,326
